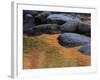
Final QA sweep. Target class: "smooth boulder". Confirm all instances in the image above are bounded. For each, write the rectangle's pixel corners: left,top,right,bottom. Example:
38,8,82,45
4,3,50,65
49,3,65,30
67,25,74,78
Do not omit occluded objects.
47,14,81,25
79,44,91,56
77,22,91,36
60,20,79,33
33,24,61,34
58,33,90,47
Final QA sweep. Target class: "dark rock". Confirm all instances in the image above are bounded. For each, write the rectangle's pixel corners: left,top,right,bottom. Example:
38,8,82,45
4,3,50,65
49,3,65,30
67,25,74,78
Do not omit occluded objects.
35,12,52,25
47,14,81,25
23,10,39,17
33,24,61,34
60,20,79,33
79,44,91,56
23,14,34,24
23,10,41,24
58,33,90,47
77,22,91,36
23,23,34,35
23,12,35,24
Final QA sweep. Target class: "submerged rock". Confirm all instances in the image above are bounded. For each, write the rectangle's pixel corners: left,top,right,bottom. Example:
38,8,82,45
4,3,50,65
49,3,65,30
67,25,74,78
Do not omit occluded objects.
79,44,91,56
58,33,90,47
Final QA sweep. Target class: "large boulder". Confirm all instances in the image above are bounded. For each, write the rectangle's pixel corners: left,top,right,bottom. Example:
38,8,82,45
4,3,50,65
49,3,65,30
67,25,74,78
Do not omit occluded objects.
33,24,61,34
34,12,52,25
47,14,81,25
79,44,91,56
77,22,91,36
60,20,79,33
58,33,90,47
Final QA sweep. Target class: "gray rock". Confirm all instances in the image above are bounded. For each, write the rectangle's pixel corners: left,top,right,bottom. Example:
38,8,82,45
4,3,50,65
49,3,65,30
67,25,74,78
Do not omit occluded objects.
33,24,61,34
47,14,81,25
79,44,91,56
23,23,34,35
77,22,91,36
23,10,39,24
58,33,90,47
23,17,34,24
23,13,35,24
60,20,79,33
23,10,39,17
35,12,52,25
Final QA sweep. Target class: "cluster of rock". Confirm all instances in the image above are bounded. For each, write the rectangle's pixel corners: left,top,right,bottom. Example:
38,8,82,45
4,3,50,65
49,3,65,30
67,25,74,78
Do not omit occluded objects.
58,33,91,56
23,10,91,56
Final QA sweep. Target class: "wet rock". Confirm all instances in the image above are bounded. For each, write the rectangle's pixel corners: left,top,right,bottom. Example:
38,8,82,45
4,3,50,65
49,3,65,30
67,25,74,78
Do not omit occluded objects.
60,20,79,33
58,33,90,47
33,24,61,34
79,44,91,56
47,14,81,25
77,22,91,36
35,12,52,25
